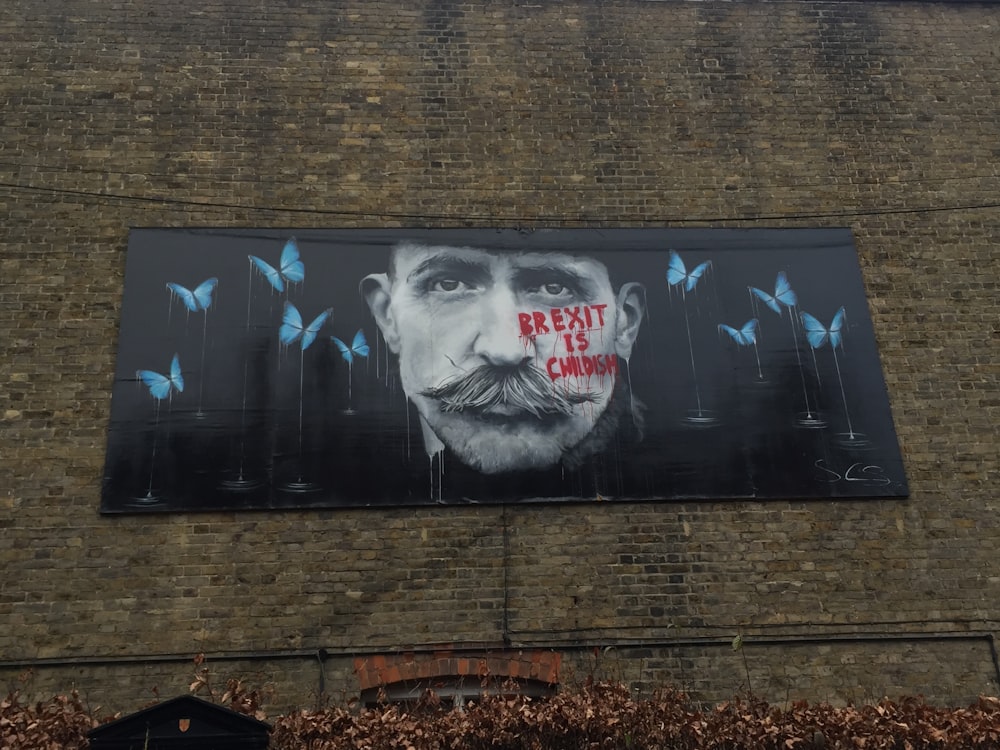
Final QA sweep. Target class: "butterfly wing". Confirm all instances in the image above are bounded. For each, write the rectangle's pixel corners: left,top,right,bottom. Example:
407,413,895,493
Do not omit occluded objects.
279,301,304,345
192,278,218,311
350,329,370,358
331,336,353,364
249,255,284,292
169,354,184,393
685,261,711,292
750,286,781,315
666,250,687,287
137,369,172,400
719,324,740,344
166,283,198,312
279,238,305,285
738,318,758,346
800,311,830,349
774,272,797,308
719,320,757,346
300,308,332,351
828,307,846,348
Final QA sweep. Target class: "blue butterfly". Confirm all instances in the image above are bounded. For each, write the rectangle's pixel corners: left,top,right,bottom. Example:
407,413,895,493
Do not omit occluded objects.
331,329,370,365
749,271,797,315
666,250,711,292
136,354,184,400
719,319,758,346
166,278,218,312
249,237,305,293
279,301,331,350
800,307,846,349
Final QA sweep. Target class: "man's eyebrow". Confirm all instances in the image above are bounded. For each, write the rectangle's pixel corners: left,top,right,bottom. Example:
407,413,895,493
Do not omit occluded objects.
406,255,491,283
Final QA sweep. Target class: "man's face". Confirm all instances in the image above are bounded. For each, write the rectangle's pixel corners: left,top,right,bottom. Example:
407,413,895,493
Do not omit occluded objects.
364,243,644,474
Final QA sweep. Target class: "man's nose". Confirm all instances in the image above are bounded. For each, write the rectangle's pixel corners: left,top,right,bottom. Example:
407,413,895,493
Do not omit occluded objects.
473,287,533,366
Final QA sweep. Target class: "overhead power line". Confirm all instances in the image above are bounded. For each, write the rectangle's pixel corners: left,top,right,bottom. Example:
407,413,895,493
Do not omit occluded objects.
1,179,999,224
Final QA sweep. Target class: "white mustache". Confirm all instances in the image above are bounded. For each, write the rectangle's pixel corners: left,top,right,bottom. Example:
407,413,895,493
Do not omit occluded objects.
421,364,596,419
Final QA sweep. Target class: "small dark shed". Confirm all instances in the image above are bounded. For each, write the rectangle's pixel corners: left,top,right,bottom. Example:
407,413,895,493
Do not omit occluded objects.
87,694,270,749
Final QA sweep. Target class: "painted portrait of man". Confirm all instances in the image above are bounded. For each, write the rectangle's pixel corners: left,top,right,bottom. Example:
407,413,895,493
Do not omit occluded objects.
362,241,646,476
100,227,908,513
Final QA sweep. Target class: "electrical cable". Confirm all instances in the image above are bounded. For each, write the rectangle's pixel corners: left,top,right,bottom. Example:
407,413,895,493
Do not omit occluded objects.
5,632,998,689
1,158,997,191
501,501,512,646
1,179,1000,224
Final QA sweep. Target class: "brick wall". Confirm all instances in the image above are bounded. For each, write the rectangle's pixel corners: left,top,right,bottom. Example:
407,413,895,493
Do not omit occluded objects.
1,0,999,712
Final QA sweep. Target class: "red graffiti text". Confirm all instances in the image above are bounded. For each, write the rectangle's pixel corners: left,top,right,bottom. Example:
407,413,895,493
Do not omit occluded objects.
518,304,609,337
546,353,619,381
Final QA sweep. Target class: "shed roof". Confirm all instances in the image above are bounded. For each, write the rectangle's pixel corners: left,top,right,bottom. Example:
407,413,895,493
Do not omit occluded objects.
87,695,270,749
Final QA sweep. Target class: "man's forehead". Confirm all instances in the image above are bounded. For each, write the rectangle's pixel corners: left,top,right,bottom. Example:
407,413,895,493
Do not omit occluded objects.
390,242,611,280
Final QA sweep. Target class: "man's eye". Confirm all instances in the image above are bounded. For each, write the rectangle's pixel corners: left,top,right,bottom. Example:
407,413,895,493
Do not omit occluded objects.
429,278,473,293
528,281,575,298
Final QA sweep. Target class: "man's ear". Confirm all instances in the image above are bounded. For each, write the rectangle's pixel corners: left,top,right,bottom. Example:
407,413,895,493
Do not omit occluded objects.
613,282,645,359
360,273,400,354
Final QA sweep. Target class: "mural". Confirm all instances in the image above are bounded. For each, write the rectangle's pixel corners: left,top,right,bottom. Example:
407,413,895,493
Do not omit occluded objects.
102,228,908,512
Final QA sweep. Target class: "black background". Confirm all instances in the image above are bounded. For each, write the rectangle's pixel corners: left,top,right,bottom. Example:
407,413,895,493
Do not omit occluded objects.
101,227,908,512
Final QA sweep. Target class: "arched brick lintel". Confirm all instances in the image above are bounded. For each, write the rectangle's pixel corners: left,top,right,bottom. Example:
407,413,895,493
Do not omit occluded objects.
354,649,561,691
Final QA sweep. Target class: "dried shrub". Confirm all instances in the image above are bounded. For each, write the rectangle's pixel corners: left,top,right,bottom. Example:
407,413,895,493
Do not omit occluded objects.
189,652,271,721
270,684,1000,750
0,690,99,750
7,678,1000,749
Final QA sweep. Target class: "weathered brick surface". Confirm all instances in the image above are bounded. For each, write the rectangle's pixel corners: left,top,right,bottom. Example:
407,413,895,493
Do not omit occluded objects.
1,0,999,713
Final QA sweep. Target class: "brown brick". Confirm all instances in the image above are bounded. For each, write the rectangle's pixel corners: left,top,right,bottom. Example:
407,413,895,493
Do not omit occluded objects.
1,0,999,715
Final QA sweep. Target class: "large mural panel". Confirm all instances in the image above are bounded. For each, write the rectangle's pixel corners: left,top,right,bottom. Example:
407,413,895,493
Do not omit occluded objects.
101,228,907,512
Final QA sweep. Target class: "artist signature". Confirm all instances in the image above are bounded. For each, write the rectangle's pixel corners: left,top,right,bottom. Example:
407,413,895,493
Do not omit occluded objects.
813,459,892,486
